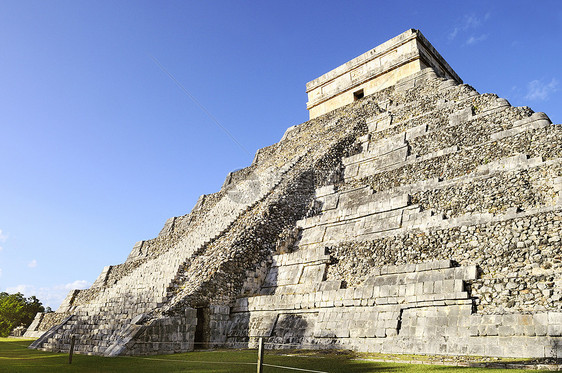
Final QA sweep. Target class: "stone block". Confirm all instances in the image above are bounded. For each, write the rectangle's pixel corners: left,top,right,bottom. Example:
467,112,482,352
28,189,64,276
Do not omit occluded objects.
378,285,390,297
414,282,424,295
316,185,336,198
405,283,416,297
533,325,547,337
299,227,326,246
548,325,562,337
548,312,562,325
350,328,363,338
498,326,516,337
376,297,389,305
423,281,434,294
336,329,350,338
405,124,428,141
454,279,464,292
442,279,456,294
314,329,336,338
464,266,478,280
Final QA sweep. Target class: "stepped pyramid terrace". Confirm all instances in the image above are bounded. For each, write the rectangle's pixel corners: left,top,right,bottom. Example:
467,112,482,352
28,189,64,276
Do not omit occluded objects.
26,29,562,358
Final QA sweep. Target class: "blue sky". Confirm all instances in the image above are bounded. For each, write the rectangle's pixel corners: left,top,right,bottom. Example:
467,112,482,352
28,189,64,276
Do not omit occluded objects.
0,0,560,309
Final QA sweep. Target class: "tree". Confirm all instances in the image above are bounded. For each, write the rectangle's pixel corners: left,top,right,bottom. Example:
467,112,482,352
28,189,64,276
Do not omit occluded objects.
0,292,45,337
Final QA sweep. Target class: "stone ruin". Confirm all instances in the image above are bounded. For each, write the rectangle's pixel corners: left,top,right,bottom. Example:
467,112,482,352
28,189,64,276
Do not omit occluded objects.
26,29,562,358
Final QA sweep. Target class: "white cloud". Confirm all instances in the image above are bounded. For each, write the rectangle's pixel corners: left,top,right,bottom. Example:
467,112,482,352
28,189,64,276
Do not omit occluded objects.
5,280,91,310
5,284,31,294
0,268,2,277
449,13,491,43
0,230,7,252
64,280,89,290
525,78,559,101
466,34,488,46
463,14,482,29
448,27,460,41
0,229,7,242
28,259,38,268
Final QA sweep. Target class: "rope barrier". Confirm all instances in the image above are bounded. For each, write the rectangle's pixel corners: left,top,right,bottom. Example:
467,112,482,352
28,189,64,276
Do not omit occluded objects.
127,356,256,366
263,342,337,348
262,363,329,373
128,356,329,373
127,356,330,373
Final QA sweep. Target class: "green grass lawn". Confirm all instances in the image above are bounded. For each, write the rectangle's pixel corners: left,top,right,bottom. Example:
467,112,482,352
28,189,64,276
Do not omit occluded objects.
0,338,529,373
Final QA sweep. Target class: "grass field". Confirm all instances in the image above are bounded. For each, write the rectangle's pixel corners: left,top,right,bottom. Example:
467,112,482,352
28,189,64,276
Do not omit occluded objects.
0,338,526,373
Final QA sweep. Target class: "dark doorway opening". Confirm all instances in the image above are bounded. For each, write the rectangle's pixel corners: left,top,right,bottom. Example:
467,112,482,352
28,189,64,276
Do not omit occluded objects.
194,307,209,349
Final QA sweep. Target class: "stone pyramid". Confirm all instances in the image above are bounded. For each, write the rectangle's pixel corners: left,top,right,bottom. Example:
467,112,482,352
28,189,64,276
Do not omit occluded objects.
26,29,562,358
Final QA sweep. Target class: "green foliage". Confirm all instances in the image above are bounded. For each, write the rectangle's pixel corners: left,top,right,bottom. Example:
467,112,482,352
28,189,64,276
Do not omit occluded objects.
0,292,44,337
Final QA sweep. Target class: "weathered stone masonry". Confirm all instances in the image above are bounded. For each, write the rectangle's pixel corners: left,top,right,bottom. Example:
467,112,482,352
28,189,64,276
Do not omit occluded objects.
26,29,562,358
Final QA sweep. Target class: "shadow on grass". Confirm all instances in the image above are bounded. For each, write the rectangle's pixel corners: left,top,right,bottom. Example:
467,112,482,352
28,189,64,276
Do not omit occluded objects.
0,341,393,373
0,339,541,373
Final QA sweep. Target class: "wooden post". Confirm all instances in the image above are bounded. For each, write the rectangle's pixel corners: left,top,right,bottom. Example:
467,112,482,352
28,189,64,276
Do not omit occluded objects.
257,337,264,373
69,335,75,364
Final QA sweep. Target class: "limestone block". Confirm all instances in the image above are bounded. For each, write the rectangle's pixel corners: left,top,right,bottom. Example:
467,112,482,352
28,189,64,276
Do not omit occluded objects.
131,314,146,325
356,147,409,179
405,124,428,141
316,185,336,198
343,163,360,180
361,211,402,235
396,78,416,92
448,106,473,126
298,227,326,246
384,264,400,275
533,313,548,327
324,223,353,242
548,325,562,337
366,133,407,158
522,343,547,358
320,194,339,211
548,312,562,325
300,264,326,284
498,325,517,337
336,329,350,338
316,329,337,338
442,279,457,294
366,113,393,133
338,187,374,209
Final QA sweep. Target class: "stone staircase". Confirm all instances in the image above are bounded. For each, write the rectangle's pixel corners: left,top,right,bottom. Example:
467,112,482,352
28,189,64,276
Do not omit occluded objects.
165,156,302,296
31,157,302,355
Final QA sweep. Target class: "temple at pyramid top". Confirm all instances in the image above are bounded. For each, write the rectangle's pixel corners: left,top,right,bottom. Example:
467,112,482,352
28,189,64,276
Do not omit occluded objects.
306,29,462,118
